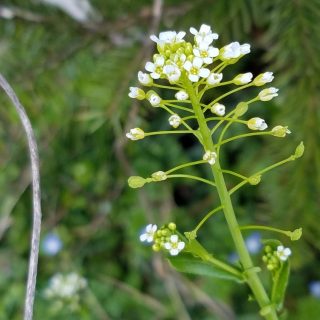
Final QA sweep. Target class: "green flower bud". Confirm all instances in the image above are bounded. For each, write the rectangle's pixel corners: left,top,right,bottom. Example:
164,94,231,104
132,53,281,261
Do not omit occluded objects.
168,222,176,231
267,264,274,271
271,125,291,137
128,176,146,188
262,255,268,263
294,142,304,159
265,245,272,253
248,175,261,185
151,171,167,181
152,244,161,251
161,229,168,236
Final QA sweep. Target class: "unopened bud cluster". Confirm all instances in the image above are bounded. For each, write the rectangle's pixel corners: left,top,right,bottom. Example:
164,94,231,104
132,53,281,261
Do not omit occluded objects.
262,245,292,271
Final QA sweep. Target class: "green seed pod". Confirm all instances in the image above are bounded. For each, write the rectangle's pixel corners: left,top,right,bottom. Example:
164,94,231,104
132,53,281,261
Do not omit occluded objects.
234,102,248,117
128,176,146,188
248,175,261,185
290,228,302,241
294,142,304,159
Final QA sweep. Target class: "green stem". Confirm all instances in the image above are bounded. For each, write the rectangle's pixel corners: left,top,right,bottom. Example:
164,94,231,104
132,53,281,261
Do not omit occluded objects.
160,104,194,131
165,160,206,174
166,174,216,187
217,131,272,147
221,169,247,180
184,77,278,320
163,102,194,113
193,206,223,234
240,225,293,239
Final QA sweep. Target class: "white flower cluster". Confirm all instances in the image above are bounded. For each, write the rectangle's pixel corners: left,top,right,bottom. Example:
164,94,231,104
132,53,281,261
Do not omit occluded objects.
44,272,87,300
140,223,185,256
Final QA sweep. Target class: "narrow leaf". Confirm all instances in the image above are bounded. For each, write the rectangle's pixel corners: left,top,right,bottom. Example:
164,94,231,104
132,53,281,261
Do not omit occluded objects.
271,261,290,311
168,256,242,283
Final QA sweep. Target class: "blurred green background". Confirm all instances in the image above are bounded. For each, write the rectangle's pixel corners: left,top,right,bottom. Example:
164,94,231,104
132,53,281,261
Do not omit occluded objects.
0,0,319,319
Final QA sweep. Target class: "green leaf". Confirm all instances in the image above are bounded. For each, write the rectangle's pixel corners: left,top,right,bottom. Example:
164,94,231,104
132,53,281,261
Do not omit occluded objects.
271,261,290,311
168,256,243,283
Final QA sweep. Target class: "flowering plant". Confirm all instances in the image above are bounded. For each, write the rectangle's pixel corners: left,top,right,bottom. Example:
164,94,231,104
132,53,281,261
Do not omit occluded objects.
127,24,303,319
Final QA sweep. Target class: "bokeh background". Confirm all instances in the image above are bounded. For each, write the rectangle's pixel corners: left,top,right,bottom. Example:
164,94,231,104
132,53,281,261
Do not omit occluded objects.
0,0,319,319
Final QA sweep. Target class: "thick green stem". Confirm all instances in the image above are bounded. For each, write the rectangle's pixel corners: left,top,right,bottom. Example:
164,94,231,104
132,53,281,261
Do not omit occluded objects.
184,78,278,320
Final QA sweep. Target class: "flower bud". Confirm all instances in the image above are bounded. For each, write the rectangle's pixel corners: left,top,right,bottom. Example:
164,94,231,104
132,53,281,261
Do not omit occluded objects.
168,222,176,231
128,87,145,100
248,175,261,185
146,90,162,107
126,128,145,140
253,72,274,86
233,72,253,85
258,87,279,101
203,151,217,165
128,176,146,188
271,125,291,137
168,114,181,128
138,71,153,86
207,72,223,85
247,117,268,131
211,103,225,116
151,171,167,181
175,90,189,101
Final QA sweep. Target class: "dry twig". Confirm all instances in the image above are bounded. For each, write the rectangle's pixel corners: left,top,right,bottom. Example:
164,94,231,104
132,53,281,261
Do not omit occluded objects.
0,74,42,320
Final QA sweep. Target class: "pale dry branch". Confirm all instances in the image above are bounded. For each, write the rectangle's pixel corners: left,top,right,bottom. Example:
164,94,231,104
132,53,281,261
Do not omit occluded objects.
0,74,42,320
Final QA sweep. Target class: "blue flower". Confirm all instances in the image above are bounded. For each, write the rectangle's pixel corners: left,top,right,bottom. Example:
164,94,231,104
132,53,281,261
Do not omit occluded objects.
245,232,262,254
42,232,62,256
309,281,320,298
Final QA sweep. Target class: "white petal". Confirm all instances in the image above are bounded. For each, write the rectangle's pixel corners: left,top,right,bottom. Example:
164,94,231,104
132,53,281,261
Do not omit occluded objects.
140,234,147,242
199,24,211,34
199,68,210,78
150,35,159,43
203,57,213,64
189,74,199,82
145,62,155,72
183,60,192,71
170,235,179,243
208,47,219,57
189,27,197,35
170,249,179,256
164,242,171,250
193,57,203,68
176,31,186,40
177,242,185,250
193,48,201,56
155,55,165,66
150,72,160,79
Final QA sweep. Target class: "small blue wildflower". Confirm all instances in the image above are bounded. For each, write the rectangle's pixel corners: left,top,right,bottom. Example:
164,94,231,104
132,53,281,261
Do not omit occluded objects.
309,281,320,298
245,232,262,254
42,232,62,256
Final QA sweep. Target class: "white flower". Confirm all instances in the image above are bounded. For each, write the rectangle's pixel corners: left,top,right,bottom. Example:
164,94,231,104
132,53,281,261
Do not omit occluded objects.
150,31,186,47
211,103,225,116
44,272,87,299
140,224,157,243
175,90,189,101
220,42,250,60
168,114,181,128
271,126,291,137
183,57,210,82
207,72,223,85
126,128,145,140
258,87,279,101
193,42,219,64
247,117,268,131
138,71,153,86
163,64,181,83
147,91,161,107
145,55,165,79
164,234,185,256
276,245,292,261
190,24,219,45
203,151,217,165
128,87,145,100
254,72,274,86
233,72,253,85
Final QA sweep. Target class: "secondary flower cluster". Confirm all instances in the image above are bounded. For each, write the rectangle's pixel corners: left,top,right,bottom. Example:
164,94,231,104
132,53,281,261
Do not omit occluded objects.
262,245,292,271
140,223,185,256
44,272,87,311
